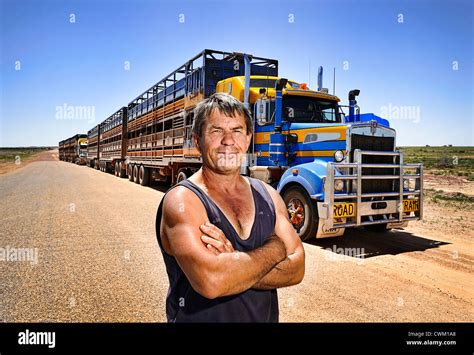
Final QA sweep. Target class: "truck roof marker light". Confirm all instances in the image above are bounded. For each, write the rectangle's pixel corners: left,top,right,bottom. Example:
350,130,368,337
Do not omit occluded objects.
292,169,299,176
299,83,308,90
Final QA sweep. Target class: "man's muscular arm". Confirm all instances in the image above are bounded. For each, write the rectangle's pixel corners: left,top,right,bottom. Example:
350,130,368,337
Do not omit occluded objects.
159,186,287,299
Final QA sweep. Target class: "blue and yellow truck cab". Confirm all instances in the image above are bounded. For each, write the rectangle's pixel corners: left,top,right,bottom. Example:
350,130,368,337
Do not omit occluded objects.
216,56,423,241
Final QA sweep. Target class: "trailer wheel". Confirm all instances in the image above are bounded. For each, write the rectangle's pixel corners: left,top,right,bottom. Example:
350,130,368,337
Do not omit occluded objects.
119,164,126,178
139,165,150,186
128,164,134,181
133,164,140,183
282,186,318,242
176,169,191,184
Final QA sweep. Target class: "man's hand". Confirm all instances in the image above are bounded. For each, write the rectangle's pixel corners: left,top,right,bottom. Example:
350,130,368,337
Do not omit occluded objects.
200,222,235,255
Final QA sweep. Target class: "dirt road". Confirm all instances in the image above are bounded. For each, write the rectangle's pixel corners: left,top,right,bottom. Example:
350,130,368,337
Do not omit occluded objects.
0,151,472,322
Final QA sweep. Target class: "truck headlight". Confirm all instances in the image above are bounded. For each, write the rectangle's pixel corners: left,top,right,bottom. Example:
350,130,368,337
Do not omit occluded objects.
403,179,410,190
334,150,344,162
334,179,344,191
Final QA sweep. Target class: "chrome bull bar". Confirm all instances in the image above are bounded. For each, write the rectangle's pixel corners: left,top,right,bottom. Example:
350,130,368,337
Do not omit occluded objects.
319,149,423,229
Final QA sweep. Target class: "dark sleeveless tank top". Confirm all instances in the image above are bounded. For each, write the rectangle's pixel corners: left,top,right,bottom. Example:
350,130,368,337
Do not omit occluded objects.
155,177,278,322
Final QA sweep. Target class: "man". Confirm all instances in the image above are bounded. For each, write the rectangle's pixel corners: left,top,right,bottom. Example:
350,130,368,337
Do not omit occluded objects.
156,93,305,322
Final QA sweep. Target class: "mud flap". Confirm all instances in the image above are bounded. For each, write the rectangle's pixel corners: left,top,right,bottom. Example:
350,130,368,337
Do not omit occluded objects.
317,218,346,238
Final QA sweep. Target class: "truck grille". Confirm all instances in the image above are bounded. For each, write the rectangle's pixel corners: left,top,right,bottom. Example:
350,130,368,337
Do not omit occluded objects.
350,134,397,194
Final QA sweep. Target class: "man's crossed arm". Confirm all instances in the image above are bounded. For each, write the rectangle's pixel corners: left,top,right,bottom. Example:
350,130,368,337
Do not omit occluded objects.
160,184,305,299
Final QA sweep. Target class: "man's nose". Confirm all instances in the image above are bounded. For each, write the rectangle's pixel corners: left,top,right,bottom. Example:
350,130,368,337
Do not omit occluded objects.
220,131,235,145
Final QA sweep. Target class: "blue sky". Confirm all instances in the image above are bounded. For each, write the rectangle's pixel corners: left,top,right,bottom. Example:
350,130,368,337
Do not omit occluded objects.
1,0,472,147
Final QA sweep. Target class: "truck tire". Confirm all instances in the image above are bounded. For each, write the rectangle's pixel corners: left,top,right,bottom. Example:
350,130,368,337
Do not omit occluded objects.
119,163,126,178
114,162,120,177
133,164,139,184
139,165,150,186
128,164,134,181
282,186,318,242
176,169,190,184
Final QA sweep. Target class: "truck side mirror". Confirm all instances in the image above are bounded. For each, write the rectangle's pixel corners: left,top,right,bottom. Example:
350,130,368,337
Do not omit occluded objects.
339,111,346,122
285,133,298,144
275,78,288,91
255,99,268,125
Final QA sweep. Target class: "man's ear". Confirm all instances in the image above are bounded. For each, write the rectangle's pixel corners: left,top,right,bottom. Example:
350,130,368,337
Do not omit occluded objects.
193,133,201,153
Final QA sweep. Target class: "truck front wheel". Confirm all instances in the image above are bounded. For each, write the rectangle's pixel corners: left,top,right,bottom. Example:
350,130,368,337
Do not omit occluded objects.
282,186,318,242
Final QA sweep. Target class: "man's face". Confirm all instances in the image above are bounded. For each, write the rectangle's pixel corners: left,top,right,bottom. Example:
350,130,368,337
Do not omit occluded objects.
195,109,252,175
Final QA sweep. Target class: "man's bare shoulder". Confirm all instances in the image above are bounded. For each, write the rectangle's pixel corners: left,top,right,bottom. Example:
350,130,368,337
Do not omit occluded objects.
162,185,206,225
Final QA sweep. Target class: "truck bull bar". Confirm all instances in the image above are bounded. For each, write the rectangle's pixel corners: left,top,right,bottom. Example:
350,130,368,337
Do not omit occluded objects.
319,149,423,229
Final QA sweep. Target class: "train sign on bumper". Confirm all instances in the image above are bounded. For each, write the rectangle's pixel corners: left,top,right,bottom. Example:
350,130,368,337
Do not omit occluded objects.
403,199,419,213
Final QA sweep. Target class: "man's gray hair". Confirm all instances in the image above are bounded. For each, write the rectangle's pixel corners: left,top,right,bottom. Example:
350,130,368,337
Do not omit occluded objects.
192,93,253,138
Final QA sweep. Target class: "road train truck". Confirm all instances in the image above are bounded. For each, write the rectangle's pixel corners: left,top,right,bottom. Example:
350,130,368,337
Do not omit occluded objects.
74,49,423,240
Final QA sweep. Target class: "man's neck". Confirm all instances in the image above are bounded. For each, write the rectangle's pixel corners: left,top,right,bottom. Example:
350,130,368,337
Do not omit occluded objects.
199,166,244,192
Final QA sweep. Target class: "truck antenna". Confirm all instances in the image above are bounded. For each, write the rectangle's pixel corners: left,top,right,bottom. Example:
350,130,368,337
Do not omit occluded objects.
308,57,311,88
333,67,336,96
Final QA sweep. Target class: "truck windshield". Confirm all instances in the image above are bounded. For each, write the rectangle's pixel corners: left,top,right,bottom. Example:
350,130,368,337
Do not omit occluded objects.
250,79,300,89
250,79,276,88
283,96,340,123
